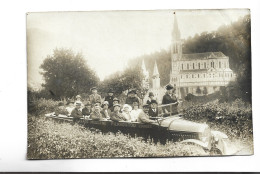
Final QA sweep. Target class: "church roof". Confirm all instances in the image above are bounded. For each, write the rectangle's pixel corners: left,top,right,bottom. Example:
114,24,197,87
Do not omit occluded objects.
153,61,159,76
181,52,227,60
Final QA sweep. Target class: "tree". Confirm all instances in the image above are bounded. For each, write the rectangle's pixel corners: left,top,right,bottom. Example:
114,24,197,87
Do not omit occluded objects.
40,48,99,99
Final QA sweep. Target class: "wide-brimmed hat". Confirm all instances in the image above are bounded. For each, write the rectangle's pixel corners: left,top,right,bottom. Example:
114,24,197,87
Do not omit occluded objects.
143,104,149,108
122,104,132,112
165,84,174,90
75,102,82,106
76,95,81,99
90,87,97,91
148,92,154,97
150,100,158,105
113,98,120,102
113,103,121,108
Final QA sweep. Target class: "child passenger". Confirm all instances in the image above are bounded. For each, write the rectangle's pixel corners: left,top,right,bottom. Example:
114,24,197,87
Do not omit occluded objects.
121,104,132,121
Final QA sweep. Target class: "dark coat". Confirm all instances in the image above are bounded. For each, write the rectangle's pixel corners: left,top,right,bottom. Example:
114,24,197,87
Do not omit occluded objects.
104,95,114,108
89,94,102,105
82,107,92,116
148,108,159,117
162,93,178,114
71,108,83,122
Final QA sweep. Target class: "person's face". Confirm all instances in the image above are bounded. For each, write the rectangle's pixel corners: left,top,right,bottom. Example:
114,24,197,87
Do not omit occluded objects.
129,93,135,97
103,104,108,109
92,89,97,94
113,101,119,105
76,97,81,101
69,103,74,107
114,106,120,112
124,107,129,112
76,105,81,109
167,89,172,94
94,105,100,111
133,105,138,110
150,96,154,100
86,105,91,109
143,107,149,113
108,93,113,96
151,103,157,109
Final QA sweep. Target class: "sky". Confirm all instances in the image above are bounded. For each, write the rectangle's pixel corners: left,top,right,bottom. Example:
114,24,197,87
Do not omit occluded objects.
27,9,249,89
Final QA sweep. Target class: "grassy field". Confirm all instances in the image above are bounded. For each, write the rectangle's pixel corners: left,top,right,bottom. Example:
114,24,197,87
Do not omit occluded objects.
27,98,253,159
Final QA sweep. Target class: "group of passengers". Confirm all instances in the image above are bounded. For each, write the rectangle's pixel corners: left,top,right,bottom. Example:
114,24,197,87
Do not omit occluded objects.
54,84,179,124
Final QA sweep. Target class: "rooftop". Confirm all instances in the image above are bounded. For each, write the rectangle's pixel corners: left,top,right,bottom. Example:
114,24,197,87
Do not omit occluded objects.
181,52,227,60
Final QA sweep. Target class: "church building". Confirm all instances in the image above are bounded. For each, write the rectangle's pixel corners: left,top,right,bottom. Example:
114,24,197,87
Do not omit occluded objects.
169,12,236,98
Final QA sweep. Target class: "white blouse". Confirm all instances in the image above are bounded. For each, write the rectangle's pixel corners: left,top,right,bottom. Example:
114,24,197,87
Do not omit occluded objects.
130,109,142,122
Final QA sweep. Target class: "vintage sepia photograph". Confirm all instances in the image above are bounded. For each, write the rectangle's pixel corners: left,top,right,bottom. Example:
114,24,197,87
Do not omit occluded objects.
27,9,252,159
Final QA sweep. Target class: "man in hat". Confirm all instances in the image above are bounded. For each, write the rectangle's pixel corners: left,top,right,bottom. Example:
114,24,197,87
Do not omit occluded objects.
136,104,157,124
74,95,83,108
104,89,114,109
89,87,102,106
110,104,127,122
125,90,139,108
162,84,179,115
146,92,155,106
90,101,105,121
71,102,83,123
82,102,92,116
100,101,111,119
66,99,75,116
148,100,160,118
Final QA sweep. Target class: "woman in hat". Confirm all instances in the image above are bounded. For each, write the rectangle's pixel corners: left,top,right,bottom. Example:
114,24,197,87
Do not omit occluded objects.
100,101,111,119
82,102,92,117
104,89,114,109
121,104,132,121
110,97,120,111
162,84,179,115
146,92,155,105
130,101,142,122
90,101,105,121
89,87,102,105
110,104,126,122
74,95,83,109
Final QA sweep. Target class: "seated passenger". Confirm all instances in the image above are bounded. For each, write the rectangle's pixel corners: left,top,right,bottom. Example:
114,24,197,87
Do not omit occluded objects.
90,102,105,121
110,104,127,122
125,90,139,108
66,100,75,116
71,102,83,123
137,104,157,124
110,97,120,112
82,102,92,116
74,95,83,109
55,102,69,116
146,92,155,106
130,101,142,122
148,100,162,119
121,104,132,121
100,101,111,119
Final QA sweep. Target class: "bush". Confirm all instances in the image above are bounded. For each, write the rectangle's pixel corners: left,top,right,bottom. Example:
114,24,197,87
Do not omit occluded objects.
182,99,253,141
28,98,59,116
27,116,208,159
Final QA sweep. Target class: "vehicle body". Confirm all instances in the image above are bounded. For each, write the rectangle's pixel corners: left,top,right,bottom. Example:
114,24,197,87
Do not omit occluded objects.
45,112,233,155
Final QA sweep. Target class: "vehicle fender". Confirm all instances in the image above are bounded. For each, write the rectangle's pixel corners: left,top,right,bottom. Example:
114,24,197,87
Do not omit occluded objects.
211,130,238,155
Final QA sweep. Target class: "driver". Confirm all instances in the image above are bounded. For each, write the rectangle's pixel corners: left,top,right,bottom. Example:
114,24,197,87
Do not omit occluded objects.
137,104,157,124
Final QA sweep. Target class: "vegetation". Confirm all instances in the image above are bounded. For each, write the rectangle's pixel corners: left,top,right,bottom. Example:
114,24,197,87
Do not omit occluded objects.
28,115,207,159
39,48,100,100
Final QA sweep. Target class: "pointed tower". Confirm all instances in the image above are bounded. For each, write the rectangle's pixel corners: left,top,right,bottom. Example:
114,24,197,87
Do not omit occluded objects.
141,59,149,89
152,60,160,89
170,12,181,98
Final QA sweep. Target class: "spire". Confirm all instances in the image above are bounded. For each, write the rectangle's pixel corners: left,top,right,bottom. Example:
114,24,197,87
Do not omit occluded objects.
153,60,159,76
172,12,181,41
141,59,147,72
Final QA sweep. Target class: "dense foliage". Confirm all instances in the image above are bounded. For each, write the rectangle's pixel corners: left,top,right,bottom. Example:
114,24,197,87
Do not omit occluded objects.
182,99,253,141
27,115,207,159
98,66,144,96
128,15,251,102
28,98,59,116
40,48,99,100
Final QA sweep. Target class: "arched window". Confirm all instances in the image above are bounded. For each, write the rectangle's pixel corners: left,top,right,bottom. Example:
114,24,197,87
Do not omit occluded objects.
198,63,200,69
186,75,188,78
193,63,195,69
192,74,194,78
213,62,215,68
187,64,189,70
198,74,200,78
219,62,221,68
182,64,183,70
204,62,206,68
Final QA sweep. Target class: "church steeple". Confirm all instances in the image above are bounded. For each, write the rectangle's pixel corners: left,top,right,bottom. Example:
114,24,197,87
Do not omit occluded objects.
171,12,182,60
152,60,160,89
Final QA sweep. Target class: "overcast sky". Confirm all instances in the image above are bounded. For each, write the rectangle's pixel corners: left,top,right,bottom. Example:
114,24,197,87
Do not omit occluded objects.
27,9,249,88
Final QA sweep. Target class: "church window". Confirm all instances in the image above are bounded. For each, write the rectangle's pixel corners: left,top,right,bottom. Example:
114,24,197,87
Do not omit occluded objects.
213,62,215,68
204,62,206,68
193,63,195,69
186,75,188,78
219,62,221,68
224,62,226,68
187,64,189,70
198,63,200,69
198,74,200,78
182,64,183,70
231,73,233,77
204,74,206,78
192,74,194,78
